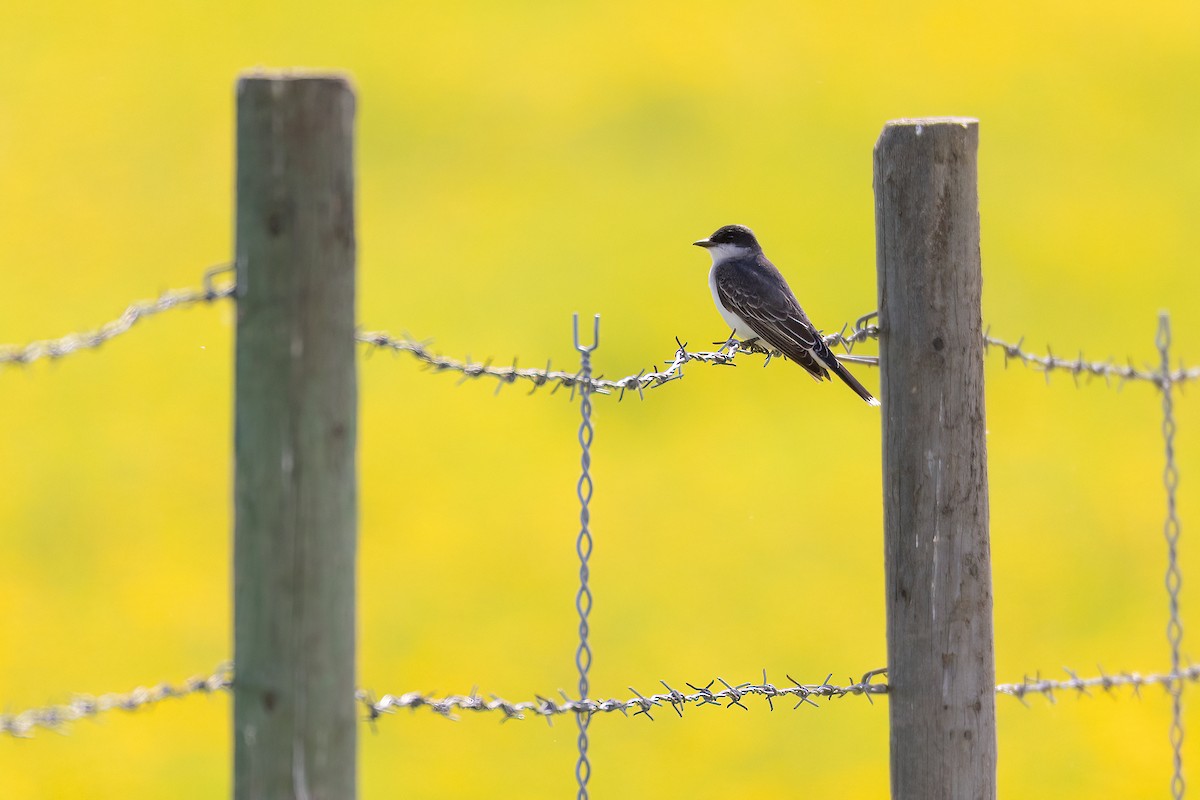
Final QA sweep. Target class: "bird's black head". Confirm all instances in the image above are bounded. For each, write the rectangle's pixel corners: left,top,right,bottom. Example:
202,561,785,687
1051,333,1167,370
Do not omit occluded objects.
693,224,761,251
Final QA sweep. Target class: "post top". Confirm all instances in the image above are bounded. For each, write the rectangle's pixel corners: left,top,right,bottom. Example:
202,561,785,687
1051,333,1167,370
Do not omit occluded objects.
875,118,978,151
884,117,978,129
237,70,354,90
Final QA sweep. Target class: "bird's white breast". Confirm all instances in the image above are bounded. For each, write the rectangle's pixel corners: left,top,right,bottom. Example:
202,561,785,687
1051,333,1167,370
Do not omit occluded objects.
708,263,759,340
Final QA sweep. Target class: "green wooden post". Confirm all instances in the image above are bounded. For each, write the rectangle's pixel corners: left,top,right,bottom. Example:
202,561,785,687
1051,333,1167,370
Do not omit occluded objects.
874,118,997,799
233,73,358,800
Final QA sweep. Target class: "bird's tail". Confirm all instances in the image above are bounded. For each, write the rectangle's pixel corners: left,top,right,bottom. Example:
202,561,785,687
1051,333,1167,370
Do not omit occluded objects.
827,357,880,406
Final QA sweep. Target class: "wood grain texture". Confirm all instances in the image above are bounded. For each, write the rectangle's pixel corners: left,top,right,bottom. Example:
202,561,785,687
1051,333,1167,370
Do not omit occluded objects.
874,118,996,800
233,74,358,800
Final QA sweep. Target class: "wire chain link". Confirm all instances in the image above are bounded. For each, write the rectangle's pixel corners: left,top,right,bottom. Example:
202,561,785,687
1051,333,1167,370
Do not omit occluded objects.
1159,313,1186,800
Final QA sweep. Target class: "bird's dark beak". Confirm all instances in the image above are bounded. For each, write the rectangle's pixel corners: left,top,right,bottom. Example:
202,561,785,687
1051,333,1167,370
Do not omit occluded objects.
692,239,713,248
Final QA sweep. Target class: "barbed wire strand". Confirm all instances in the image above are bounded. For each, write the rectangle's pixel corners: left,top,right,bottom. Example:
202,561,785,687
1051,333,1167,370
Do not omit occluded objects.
0,666,887,737
14,664,1200,736
572,314,598,800
364,317,1200,394
0,267,235,367
1159,312,1186,800
356,313,882,398
3,271,1197,391
984,327,1200,388
996,664,1200,705
362,665,1200,720
361,668,891,723
0,666,232,737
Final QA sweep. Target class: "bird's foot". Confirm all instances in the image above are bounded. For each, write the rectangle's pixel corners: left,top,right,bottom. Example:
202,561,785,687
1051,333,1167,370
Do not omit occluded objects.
761,348,784,368
738,338,775,357
712,334,742,354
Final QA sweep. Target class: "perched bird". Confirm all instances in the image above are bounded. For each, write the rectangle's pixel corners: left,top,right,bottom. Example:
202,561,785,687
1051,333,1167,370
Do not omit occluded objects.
694,224,879,406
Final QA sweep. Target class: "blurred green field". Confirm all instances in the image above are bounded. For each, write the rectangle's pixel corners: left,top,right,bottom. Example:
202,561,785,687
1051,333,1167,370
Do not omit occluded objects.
2,0,1199,797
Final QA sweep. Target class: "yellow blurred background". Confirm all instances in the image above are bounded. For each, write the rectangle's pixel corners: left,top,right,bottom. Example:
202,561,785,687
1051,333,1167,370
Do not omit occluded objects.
2,0,1198,796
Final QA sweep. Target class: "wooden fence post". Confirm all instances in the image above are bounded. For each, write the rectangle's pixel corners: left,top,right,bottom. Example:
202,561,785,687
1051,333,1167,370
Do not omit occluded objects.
233,73,358,800
874,118,996,799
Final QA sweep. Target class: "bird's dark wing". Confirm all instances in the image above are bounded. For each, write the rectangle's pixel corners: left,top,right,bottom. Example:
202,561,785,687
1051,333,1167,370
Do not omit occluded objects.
714,255,879,404
713,256,830,382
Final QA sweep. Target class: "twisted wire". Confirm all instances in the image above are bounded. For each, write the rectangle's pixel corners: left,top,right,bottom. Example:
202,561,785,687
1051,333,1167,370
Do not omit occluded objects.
572,314,598,800
0,267,235,367
2,666,887,735
983,328,1200,388
4,270,1196,393
0,666,232,737
1159,313,1186,800
996,665,1200,704
357,329,729,397
359,668,890,723
364,315,1200,396
14,663,1200,734
357,312,881,398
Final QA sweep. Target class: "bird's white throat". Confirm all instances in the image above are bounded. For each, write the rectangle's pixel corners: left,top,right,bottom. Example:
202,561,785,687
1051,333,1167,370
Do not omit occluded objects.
701,242,754,265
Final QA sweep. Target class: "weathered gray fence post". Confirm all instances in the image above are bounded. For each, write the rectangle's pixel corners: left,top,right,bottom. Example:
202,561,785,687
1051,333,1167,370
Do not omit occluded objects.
874,118,996,800
233,73,358,800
